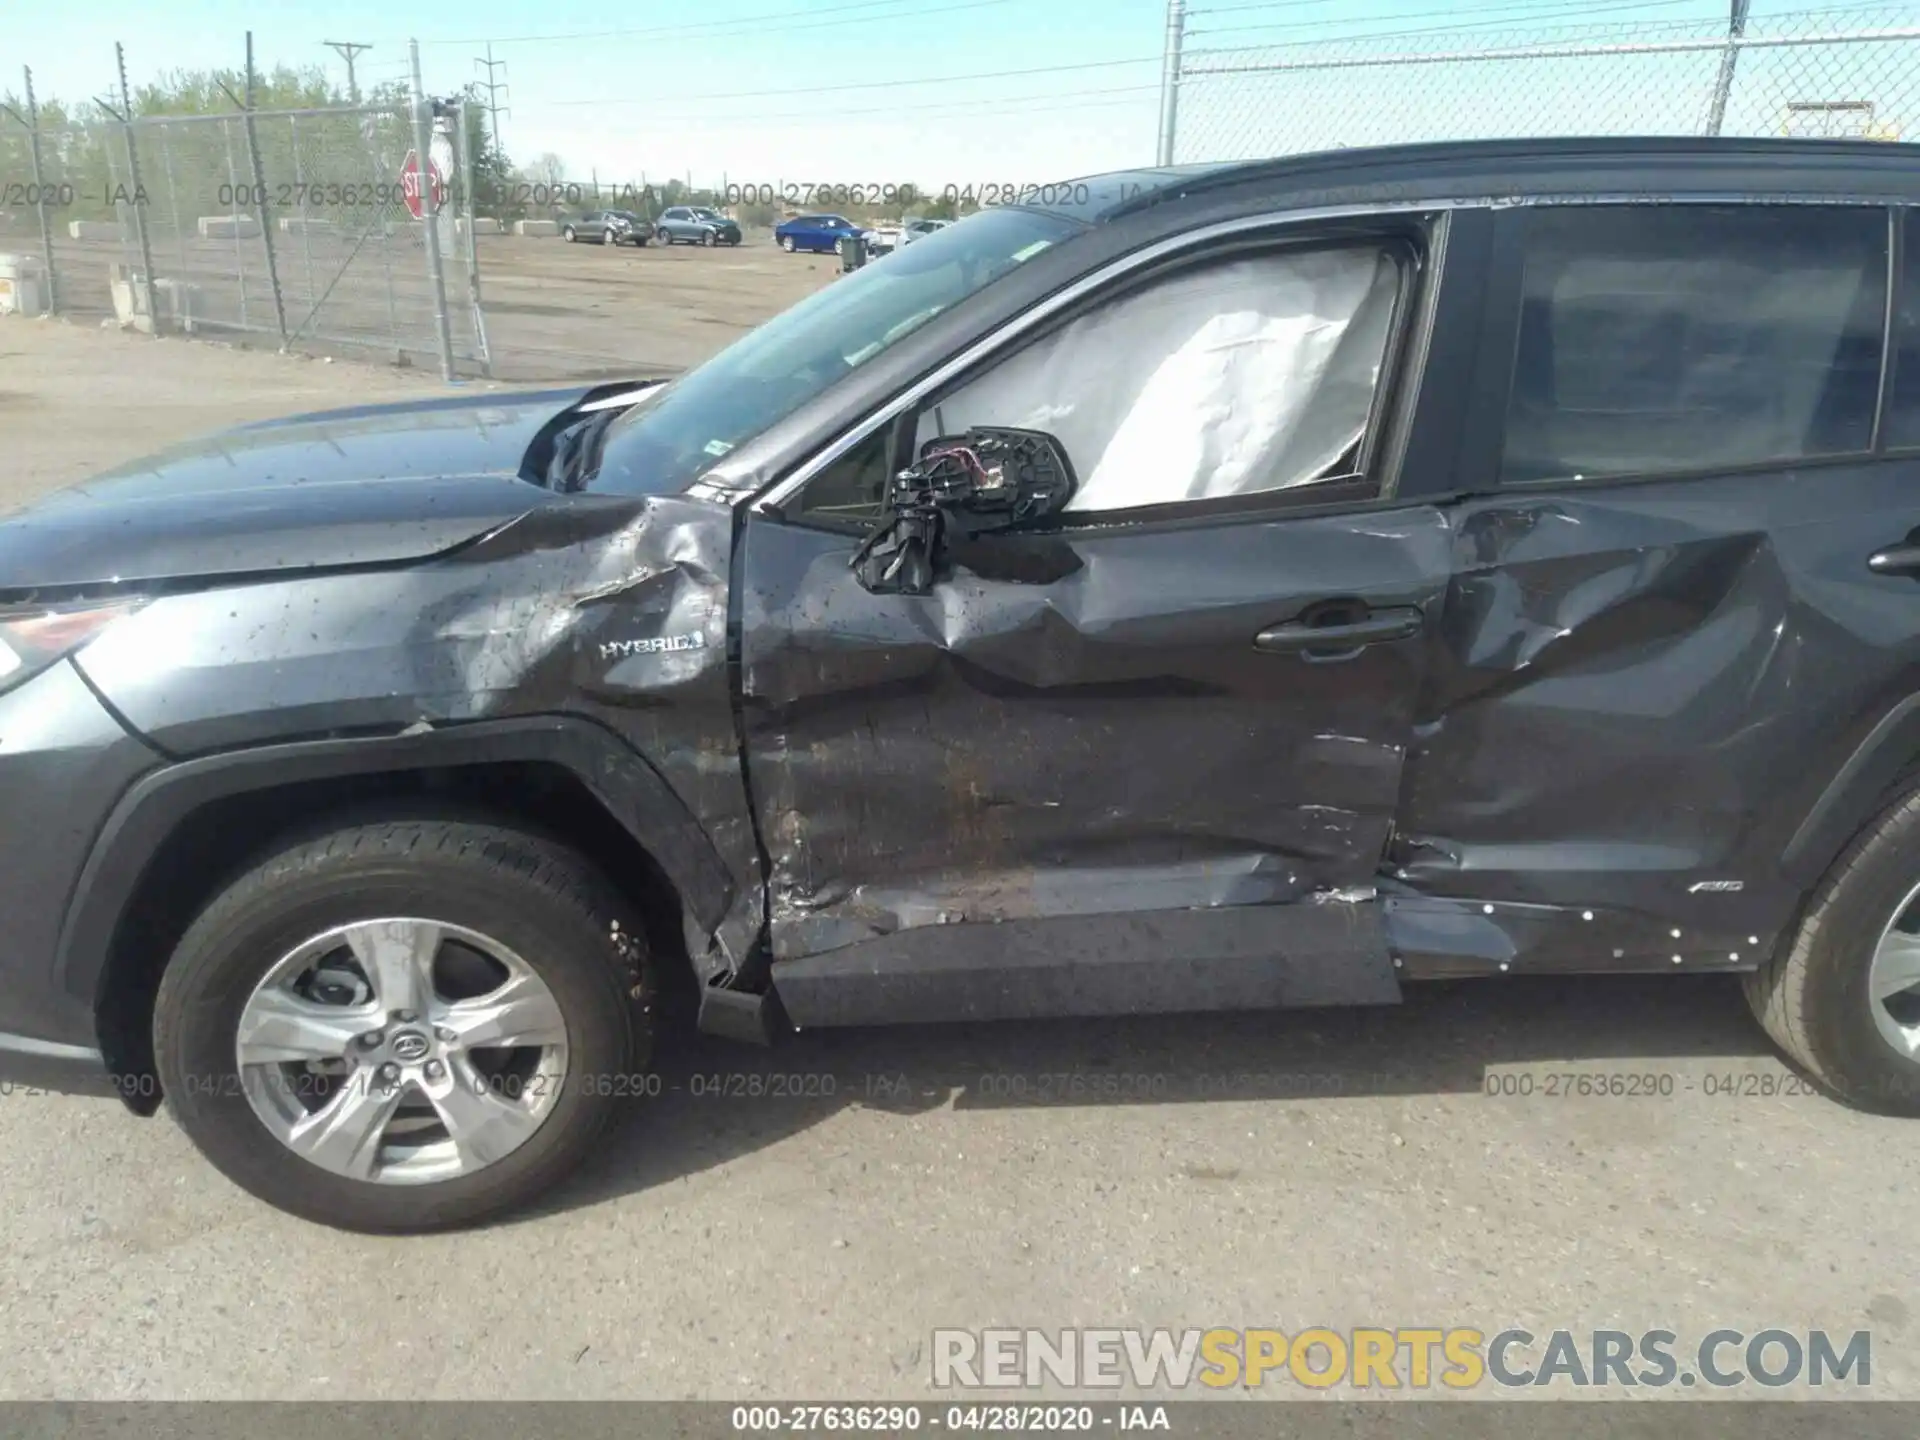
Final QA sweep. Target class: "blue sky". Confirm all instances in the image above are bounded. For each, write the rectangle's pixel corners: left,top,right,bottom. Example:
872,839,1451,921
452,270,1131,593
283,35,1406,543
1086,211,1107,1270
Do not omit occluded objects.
11,0,1862,185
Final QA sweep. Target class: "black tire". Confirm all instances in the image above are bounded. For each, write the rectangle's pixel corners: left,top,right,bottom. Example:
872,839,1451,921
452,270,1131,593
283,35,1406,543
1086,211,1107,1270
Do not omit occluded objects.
781,235,795,253
1745,781,1920,1114
605,228,619,247
563,225,577,242
154,816,650,1231
657,228,673,245
701,229,715,247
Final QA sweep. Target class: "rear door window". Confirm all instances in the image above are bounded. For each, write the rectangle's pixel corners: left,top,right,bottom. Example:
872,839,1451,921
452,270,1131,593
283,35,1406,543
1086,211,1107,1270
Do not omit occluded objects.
1501,204,1888,484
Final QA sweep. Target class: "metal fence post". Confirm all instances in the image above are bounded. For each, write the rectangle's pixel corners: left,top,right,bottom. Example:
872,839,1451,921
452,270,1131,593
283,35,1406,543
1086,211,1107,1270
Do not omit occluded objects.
242,31,289,343
21,67,59,315
1157,0,1187,165
220,117,251,328
1704,0,1753,136
157,124,189,290
452,98,491,376
115,44,160,333
288,113,318,318
411,39,457,381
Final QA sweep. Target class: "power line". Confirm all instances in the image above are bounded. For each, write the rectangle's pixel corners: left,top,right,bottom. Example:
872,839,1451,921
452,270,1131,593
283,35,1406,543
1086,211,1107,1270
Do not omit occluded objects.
1188,0,1708,38
422,0,1010,47
1183,0,1891,53
654,80,1166,128
545,51,1161,107
1189,0,1375,12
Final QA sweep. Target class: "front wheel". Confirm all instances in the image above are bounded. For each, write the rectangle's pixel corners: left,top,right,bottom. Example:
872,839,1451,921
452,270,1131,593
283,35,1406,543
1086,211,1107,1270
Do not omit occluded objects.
153,817,650,1231
701,229,715,247
1746,780,1920,1114
780,235,795,253
605,228,620,247
563,226,577,242
656,228,673,245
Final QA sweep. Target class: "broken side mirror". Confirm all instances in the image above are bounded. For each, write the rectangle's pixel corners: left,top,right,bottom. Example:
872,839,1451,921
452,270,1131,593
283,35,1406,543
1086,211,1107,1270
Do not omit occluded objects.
850,427,1076,596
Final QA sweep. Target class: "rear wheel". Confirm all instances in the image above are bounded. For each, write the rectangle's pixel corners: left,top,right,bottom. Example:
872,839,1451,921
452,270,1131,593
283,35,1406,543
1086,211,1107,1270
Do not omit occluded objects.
657,228,673,245
563,225,577,242
154,817,650,1231
1746,780,1920,1114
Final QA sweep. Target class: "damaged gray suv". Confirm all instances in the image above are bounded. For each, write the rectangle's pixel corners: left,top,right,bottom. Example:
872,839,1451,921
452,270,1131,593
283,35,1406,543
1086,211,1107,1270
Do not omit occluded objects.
10,137,1920,1230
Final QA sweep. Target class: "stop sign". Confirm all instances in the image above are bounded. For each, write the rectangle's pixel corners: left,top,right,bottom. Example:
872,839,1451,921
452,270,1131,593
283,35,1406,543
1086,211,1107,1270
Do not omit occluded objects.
399,149,446,219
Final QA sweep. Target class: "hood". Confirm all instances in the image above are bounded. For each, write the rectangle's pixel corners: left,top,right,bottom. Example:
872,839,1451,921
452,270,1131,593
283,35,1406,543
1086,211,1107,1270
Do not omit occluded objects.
0,385,597,593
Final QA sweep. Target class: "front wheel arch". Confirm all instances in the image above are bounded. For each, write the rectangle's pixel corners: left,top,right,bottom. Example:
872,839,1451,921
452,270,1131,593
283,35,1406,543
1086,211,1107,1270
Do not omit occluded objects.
71,722,734,1112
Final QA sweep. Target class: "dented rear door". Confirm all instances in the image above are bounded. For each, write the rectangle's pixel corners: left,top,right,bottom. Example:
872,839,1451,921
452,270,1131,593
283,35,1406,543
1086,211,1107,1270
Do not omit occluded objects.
1393,200,1915,960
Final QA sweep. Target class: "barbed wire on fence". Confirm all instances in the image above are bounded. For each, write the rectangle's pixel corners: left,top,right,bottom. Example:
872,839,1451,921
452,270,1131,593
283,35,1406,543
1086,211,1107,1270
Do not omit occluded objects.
1169,4,1920,160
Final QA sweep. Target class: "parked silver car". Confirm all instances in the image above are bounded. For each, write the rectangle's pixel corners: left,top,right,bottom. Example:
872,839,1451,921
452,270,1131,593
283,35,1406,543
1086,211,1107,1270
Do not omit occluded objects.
655,206,743,247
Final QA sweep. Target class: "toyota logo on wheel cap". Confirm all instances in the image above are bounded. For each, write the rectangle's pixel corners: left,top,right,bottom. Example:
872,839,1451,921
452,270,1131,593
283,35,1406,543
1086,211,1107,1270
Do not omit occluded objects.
390,1031,430,1062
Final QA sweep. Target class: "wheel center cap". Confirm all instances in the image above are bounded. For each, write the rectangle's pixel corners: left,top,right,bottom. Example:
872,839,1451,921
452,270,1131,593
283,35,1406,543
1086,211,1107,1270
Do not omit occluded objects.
389,1030,431,1063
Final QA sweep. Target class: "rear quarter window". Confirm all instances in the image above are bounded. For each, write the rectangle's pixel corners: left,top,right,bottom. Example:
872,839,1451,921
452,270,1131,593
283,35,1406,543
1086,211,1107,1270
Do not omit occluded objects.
1883,209,1920,449
1501,203,1889,484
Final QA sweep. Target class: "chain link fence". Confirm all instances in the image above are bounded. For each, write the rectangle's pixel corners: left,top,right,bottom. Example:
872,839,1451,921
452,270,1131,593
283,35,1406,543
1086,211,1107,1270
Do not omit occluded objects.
1,95,488,375
1170,5,1920,161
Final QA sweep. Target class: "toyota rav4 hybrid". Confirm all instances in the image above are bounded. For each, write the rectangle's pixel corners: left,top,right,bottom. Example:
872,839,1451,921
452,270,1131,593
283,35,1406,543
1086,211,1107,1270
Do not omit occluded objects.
11,139,1920,1232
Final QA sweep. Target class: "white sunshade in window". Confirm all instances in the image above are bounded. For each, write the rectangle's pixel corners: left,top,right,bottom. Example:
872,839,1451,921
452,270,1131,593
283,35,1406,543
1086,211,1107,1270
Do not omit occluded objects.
920,247,1402,512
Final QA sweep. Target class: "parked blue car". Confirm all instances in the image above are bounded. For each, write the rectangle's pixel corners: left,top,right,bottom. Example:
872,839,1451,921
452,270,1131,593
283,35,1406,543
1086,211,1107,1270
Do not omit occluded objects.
774,213,866,254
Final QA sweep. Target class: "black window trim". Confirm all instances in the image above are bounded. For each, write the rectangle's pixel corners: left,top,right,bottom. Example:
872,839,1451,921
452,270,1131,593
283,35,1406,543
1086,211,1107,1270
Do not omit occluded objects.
1490,198,1900,494
767,210,1448,539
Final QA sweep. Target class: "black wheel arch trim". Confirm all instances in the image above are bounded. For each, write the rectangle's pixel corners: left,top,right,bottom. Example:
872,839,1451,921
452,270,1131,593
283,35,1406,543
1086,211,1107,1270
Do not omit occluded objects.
1783,692,1920,888
54,713,736,1013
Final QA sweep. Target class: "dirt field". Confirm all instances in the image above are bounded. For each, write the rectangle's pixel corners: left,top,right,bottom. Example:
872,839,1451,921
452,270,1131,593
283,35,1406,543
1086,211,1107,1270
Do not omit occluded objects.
1,315,1917,1407
479,231,838,379
10,224,841,386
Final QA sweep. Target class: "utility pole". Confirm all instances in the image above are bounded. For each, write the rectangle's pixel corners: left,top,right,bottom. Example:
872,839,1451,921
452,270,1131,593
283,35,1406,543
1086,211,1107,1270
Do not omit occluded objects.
1704,0,1752,137
473,43,509,153
1157,0,1187,166
325,40,373,104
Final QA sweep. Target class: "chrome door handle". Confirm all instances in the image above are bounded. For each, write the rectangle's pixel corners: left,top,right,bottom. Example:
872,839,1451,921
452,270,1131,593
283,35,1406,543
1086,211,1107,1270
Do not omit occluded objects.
1868,543,1920,576
1254,607,1424,659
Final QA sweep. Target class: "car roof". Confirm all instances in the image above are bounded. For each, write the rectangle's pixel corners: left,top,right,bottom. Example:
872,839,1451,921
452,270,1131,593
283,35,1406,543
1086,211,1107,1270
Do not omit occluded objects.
1022,138,1920,224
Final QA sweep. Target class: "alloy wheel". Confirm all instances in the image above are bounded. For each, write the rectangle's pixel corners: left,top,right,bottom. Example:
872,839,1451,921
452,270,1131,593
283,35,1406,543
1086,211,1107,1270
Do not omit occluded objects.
233,918,569,1185
1871,881,1920,1058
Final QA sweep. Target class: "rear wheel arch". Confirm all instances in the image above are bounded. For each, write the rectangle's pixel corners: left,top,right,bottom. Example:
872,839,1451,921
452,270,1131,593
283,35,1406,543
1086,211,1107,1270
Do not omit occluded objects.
69,719,733,1111
1782,692,1920,890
